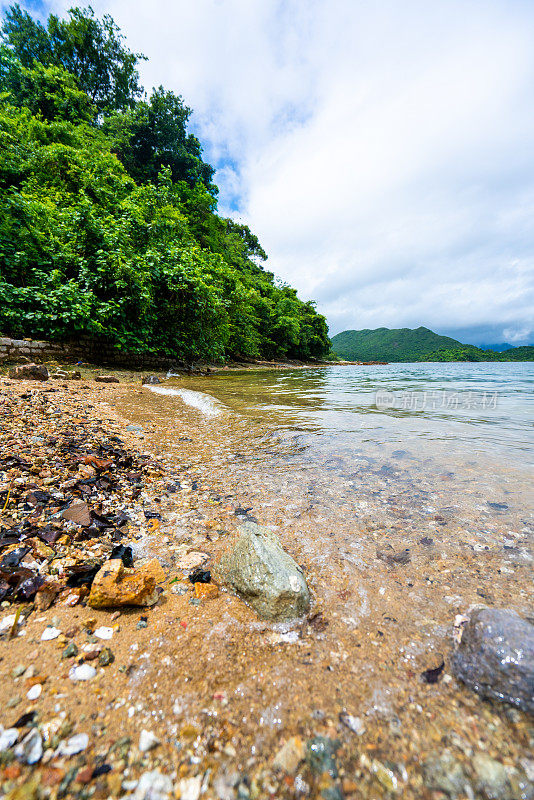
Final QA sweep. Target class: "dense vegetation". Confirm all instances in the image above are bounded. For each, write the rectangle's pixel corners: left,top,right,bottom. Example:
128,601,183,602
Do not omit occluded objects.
331,327,462,361
331,327,534,362
421,345,534,362
0,5,330,362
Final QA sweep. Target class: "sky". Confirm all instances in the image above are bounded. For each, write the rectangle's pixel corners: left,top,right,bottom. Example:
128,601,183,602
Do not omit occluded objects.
5,0,534,344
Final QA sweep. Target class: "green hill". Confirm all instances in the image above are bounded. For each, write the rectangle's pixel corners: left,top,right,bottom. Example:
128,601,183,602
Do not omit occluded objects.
331,327,534,362
331,327,463,361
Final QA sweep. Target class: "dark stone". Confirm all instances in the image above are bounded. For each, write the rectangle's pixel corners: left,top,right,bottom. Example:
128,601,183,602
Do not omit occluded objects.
305,737,340,778
95,375,120,383
188,568,211,584
8,364,49,381
142,375,160,385
110,544,134,568
451,608,534,713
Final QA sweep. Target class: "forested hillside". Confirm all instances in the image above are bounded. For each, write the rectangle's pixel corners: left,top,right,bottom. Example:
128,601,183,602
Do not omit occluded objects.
331,327,534,362
331,327,462,361
0,5,330,362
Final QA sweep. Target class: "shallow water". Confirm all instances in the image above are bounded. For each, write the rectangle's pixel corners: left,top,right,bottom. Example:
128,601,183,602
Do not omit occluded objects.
162,361,534,460
117,363,534,794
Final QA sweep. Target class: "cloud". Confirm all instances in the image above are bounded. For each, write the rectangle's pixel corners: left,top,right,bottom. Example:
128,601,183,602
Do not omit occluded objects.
8,0,534,343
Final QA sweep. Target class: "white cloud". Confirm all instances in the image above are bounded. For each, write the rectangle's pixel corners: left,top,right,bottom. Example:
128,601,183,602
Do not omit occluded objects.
13,0,534,343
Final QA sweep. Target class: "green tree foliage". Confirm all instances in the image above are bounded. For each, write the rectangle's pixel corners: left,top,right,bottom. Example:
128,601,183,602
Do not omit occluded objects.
0,5,330,363
419,345,534,362
0,56,95,122
1,4,144,113
103,88,216,192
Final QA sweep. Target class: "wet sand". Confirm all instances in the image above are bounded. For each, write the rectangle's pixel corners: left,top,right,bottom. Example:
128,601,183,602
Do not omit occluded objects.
0,371,532,799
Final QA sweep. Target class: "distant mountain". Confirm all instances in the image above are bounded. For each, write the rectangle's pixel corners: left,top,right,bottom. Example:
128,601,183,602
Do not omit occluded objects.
478,343,515,352
331,327,534,362
331,327,463,361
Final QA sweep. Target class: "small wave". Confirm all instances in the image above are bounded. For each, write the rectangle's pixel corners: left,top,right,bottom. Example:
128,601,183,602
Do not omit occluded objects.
147,386,222,416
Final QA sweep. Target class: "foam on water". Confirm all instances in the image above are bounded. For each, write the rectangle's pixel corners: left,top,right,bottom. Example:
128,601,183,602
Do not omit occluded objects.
147,385,222,416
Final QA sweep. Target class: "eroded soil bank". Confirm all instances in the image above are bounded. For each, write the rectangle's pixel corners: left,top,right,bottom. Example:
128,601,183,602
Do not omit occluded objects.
0,370,532,800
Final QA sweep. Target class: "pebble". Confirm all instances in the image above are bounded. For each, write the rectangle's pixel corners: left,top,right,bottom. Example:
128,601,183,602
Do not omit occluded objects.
306,737,339,778
422,750,469,798
6,696,21,708
0,614,19,634
472,753,532,800
98,647,115,667
131,770,173,800
452,607,534,713
55,733,89,757
62,642,79,659
41,626,61,641
273,736,305,774
176,552,208,570
138,729,160,752
94,626,114,640
178,775,203,800
69,664,97,682
26,684,42,700
14,729,43,765
0,727,19,751
372,760,398,793
339,712,366,735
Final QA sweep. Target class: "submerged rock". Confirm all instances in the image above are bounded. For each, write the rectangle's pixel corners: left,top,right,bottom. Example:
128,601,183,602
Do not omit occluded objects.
305,737,340,778
451,608,534,713
216,522,310,621
9,364,48,381
88,558,163,608
422,751,470,798
132,770,173,800
95,375,120,383
471,753,533,800
273,736,305,774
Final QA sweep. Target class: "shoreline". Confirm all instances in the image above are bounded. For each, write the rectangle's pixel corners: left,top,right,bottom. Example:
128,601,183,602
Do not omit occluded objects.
0,373,532,800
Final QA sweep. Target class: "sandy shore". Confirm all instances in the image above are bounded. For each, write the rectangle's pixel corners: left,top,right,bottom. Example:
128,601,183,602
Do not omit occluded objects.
0,371,532,800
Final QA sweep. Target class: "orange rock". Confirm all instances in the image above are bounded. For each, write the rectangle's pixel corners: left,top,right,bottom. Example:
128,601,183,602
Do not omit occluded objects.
25,674,47,688
40,767,65,787
106,773,122,797
3,763,21,780
35,582,61,611
76,767,94,785
88,558,163,608
194,582,219,600
342,779,359,795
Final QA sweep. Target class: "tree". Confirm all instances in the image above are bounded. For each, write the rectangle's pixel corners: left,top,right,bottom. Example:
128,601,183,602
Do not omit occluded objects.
104,87,216,192
1,4,144,113
0,57,95,123
0,5,332,363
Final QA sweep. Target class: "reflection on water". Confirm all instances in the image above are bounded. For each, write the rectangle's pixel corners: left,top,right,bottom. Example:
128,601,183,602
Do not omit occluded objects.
164,361,534,465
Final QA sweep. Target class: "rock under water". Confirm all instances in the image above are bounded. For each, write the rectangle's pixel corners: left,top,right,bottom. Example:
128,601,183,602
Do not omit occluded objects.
451,607,534,713
216,521,310,621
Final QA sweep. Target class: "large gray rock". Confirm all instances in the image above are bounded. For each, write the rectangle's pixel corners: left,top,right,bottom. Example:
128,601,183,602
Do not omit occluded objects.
9,363,48,381
452,608,534,713
217,522,310,621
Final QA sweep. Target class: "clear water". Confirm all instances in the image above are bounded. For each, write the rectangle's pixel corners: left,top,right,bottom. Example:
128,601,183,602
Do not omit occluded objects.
129,362,534,776
161,362,534,470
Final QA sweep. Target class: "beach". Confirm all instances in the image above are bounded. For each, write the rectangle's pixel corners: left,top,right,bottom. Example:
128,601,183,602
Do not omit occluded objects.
0,367,533,799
